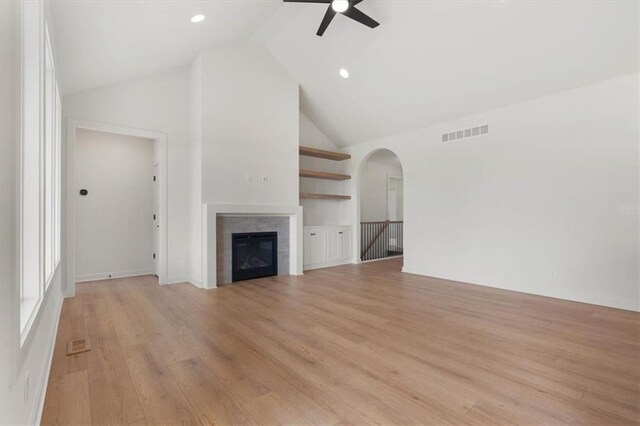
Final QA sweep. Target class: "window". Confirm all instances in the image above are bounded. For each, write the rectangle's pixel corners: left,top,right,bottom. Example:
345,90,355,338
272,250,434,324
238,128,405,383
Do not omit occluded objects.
20,0,43,334
44,24,56,288
55,86,61,267
20,3,61,339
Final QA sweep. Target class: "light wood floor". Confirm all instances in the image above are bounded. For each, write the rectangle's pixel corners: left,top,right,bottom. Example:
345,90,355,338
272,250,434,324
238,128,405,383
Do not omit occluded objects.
42,259,639,425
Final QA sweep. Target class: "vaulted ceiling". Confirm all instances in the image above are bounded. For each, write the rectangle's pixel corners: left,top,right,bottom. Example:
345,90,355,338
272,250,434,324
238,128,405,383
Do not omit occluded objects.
51,0,639,146
262,1,638,146
50,0,281,94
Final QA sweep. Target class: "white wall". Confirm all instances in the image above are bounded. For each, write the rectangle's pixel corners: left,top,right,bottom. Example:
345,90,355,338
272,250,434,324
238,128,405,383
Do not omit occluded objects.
1,2,64,424
189,55,203,286
75,129,154,281
300,112,338,151
64,43,301,288
360,161,403,222
346,74,639,311
196,42,299,206
189,42,299,284
299,113,351,225
63,67,192,284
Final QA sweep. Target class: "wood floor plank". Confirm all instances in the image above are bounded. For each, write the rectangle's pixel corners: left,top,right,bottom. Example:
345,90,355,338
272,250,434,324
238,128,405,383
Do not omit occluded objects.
220,309,452,425
244,392,314,426
177,314,347,425
124,342,200,425
174,325,273,404
42,260,640,425
87,335,146,425
461,401,517,426
41,370,91,426
167,356,255,425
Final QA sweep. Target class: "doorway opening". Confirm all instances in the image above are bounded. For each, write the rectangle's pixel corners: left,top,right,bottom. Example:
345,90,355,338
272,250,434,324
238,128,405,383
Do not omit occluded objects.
66,120,167,297
358,149,404,263
74,128,157,283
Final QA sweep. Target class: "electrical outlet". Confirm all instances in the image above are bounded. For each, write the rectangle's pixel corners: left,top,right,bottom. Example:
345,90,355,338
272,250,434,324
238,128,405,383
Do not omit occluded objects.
24,372,29,404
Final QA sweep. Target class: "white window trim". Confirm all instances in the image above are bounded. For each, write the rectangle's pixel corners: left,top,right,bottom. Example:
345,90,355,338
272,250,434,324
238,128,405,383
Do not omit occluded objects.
19,3,62,343
44,21,56,290
19,0,43,339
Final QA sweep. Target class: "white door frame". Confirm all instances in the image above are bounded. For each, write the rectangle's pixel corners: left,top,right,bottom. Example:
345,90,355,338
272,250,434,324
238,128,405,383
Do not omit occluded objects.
387,175,403,221
65,119,168,297
153,163,160,277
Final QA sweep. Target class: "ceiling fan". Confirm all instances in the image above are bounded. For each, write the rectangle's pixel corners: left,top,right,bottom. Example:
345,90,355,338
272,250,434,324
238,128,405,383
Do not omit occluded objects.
283,0,379,37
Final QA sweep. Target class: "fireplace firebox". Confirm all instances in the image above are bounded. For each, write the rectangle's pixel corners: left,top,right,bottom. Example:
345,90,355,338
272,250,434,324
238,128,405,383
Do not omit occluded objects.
231,232,278,282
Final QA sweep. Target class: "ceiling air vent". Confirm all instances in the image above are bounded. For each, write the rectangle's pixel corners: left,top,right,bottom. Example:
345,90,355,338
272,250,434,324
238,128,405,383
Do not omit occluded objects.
442,124,489,143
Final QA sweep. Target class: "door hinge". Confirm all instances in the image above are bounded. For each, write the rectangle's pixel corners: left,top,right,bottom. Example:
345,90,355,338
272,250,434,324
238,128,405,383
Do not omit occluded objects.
153,253,156,259
153,176,156,182
153,214,156,220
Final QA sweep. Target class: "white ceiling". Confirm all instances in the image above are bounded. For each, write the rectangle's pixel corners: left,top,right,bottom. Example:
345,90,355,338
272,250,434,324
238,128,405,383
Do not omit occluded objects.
263,1,639,146
51,0,639,145
50,0,281,94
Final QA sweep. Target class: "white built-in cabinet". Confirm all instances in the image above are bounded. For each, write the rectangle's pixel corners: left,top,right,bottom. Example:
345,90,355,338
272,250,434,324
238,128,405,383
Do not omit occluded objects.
303,225,352,270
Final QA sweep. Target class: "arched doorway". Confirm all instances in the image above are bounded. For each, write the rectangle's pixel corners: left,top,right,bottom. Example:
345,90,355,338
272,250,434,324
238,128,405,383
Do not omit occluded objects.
357,149,404,263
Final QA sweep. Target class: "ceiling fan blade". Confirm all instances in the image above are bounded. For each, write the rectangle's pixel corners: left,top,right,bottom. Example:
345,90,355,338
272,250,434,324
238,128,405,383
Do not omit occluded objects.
352,0,365,5
342,6,379,29
317,5,336,36
283,0,330,3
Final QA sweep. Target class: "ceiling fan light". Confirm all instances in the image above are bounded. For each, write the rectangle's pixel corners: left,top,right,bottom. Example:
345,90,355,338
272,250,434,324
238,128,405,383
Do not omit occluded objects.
331,0,349,13
339,68,349,79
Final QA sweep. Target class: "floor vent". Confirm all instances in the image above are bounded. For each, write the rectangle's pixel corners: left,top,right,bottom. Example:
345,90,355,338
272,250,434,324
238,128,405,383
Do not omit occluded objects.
66,338,91,356
442,124,489,143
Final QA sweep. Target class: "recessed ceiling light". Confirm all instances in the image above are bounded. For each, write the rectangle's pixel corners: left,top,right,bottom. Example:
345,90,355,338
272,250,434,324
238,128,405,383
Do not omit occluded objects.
190,14,205,23
339,68,349,79
331,0,349,13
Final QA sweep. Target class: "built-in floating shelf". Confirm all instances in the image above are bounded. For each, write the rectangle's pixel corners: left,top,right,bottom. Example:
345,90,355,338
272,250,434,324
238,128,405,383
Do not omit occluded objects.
299,146,351,161
299,169,351,181
299,145,351,203
300,192,351,201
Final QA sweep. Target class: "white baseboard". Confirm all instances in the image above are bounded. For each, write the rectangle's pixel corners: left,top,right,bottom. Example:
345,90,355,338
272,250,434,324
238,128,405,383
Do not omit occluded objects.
304,259,354,271
188,277,203,288
76,272,202,288
164,276,203,288
401,266,640,313
75,269,154,283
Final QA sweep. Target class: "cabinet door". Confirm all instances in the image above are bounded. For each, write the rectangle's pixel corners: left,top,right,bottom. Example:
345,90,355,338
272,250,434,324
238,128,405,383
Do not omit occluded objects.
304,228,327,265
314,228,327,264
338,227,352,260
303,229,315,265
326,228,340,262
326,227,352,262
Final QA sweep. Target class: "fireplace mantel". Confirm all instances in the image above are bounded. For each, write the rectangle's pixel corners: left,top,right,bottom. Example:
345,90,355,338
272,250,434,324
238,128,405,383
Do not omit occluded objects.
202,204,303,289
